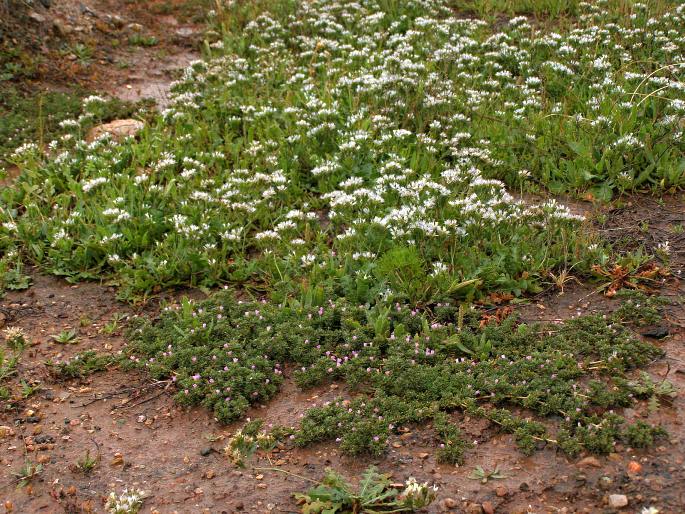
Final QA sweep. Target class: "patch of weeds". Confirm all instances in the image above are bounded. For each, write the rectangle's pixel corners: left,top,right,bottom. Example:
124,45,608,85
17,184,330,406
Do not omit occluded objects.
60,43,94,66
0,346,19,382
3,0,685,302
623,420,668,449
128,290,667,462
0,87,82,167
0,40,42,82
4,326,28,350
613,290,669,327
75,449,100,474
451,0,579,17
54,351,117,379
624,371,677,414
294,466,438,513
223,418,277,467
433,412,469,465
0,250,31,296
1,328,23,403
2,2,629,302
101,313,128,335
468,465,508,484
591,260,667,298
51,329,78,344
20,379,40,399
13,460,43,488
128,34,159,47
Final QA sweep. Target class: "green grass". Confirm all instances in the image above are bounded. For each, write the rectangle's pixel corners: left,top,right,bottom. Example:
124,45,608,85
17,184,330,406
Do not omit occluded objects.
128,34,159,48
53,351,117,379
449,0,580,17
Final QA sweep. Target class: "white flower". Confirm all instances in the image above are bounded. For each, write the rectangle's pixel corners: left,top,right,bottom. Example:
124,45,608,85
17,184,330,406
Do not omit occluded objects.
105,488,146,514
82,177,108,193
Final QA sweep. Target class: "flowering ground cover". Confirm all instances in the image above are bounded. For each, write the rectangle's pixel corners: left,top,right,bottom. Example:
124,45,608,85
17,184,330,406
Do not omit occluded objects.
7,0,685,301
125,290,667,463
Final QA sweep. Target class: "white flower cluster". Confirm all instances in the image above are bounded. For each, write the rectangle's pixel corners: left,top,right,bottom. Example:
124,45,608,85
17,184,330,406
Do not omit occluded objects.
8,0,683,292
400,477,439,508
105,488,145,514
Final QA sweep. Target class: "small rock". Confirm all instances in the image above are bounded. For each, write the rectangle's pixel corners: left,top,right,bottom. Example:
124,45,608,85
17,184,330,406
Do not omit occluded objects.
418,452,430,459
641,326,668,339
608,494,628,508
495,486,508,497
482,501,494,514
28,12,46,23
465,503,483,514
26,416,41,424
598,476,613,490
627,461,642,474
0,426,14,439
576,456,601,468
87,119,145,142
107,15,125,29
34,434,54,444
200,447,213,456
175,27,195,38
608,453,623,463
442,498,458,509
519,482,530,492
40,0,52,8
204,470,215,479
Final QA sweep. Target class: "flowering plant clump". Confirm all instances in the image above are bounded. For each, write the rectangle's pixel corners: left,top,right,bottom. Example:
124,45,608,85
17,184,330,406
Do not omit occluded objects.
223,419,277,467
127,290,668,462
294,466,438,513
14,0,680,300
398,477,439,510
3,326,27,350
105,488,146,514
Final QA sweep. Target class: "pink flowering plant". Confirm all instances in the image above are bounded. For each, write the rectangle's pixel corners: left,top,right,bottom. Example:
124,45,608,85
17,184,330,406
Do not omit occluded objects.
127,289,668,462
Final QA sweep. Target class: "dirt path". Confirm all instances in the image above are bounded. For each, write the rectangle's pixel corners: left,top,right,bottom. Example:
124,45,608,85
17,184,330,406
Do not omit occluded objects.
1,0,202,104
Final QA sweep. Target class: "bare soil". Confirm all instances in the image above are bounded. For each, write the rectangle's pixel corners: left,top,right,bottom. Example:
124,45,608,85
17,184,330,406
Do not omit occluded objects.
0,0,202,104
1,1,685,512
